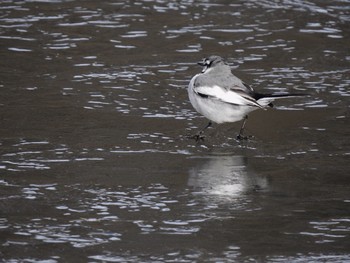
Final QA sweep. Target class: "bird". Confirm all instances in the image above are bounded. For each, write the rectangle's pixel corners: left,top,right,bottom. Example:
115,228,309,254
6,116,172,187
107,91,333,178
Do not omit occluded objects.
187,55,307,141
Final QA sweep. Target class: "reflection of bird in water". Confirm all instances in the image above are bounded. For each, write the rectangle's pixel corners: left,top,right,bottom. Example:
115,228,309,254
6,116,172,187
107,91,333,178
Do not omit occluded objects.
188,155,268,198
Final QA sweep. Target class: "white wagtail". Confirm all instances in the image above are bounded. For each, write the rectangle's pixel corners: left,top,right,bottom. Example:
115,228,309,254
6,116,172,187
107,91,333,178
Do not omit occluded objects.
188,55,307,141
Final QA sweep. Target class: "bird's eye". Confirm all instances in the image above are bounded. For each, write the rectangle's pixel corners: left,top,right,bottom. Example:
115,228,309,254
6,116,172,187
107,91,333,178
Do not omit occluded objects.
205,60,211,65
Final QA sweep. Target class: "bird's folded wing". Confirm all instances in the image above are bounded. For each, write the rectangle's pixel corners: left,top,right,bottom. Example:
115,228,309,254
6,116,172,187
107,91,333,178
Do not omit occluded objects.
194,85,262,108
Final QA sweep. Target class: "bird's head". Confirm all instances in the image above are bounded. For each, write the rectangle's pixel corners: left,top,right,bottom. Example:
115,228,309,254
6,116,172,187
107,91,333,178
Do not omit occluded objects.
198,55,226,73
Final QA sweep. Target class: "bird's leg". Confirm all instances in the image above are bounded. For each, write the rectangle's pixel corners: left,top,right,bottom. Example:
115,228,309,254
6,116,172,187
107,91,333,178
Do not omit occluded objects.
190,121,212,141
237,116,249,140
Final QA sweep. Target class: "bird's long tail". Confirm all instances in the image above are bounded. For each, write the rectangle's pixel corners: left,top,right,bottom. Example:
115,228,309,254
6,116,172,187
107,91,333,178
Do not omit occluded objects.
255,93,308,107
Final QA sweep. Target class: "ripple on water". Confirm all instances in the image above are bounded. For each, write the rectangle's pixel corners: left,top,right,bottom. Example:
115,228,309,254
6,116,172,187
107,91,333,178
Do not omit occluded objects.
303,218,350,244
87,181,240,235
11,218,122,248
1,178,252,253
70,60,199,120
300,22,343,39
0,139,104,172
268,254,350,263
84,184,176,214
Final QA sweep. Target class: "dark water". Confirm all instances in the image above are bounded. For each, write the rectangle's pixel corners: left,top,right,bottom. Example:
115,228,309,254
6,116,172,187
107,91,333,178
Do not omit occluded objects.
1,0,349,262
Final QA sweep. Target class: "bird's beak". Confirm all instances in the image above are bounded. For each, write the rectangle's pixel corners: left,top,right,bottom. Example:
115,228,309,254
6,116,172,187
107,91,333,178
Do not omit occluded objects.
197,61,206,66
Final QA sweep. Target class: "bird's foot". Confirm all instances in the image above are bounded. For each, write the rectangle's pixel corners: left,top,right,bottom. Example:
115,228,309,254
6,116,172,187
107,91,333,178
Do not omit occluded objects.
187,129,206,141
187,122,212,142
236,133,253,141
188,133,205,142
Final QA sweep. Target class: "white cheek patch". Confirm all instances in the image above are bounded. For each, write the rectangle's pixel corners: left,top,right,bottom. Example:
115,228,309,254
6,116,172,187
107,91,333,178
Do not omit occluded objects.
202,67,214,74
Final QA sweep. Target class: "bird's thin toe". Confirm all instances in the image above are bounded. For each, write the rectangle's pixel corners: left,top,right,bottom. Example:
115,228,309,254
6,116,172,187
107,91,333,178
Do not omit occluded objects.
187,133,205,142
236,134,253,141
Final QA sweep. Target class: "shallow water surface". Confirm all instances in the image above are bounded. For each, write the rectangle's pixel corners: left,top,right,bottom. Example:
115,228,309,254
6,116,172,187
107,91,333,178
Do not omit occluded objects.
1,0,350,262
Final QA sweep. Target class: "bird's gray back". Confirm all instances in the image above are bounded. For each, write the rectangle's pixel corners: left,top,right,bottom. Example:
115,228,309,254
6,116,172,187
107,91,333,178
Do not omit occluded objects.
194,66,254,95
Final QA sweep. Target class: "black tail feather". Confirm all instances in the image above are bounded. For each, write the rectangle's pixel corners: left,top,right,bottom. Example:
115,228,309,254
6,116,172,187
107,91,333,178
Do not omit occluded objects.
254,92,309,100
